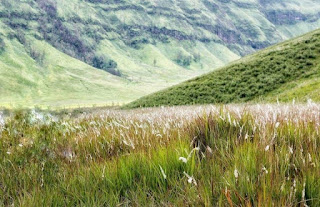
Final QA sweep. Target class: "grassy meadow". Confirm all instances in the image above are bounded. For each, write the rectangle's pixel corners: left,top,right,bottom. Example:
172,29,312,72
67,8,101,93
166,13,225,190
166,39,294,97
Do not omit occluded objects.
127,29,320,108
1,104,320,206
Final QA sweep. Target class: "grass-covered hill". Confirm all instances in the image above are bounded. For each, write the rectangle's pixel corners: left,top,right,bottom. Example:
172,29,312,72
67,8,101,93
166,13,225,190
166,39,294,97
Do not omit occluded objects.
126,29,320,108
0,0,320,107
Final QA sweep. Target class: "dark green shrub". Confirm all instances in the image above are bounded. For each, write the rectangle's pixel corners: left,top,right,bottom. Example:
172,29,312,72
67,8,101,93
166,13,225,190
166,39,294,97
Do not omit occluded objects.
92,55,121,76
175,52,192,67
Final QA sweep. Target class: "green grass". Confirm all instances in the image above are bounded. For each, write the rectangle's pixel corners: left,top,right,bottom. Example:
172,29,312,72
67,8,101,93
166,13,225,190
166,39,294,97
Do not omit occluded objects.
1,0,320,108
261,77,320,103
1,104,320,206
0,37,142,108
126,29,320,108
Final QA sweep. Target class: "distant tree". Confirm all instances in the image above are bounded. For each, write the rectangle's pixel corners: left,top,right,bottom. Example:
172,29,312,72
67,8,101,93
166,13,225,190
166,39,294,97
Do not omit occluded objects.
92,55,108,69
92,54,121,76
176,52,192,67
92,55,116,69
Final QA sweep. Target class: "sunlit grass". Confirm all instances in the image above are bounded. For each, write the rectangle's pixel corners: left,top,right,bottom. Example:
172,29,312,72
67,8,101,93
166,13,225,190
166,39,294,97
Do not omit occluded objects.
0,104,320,206
126,29,320,108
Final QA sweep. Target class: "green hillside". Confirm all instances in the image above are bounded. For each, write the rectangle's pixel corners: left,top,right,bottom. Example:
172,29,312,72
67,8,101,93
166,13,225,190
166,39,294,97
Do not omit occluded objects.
0,0,320,107
126,29,320,108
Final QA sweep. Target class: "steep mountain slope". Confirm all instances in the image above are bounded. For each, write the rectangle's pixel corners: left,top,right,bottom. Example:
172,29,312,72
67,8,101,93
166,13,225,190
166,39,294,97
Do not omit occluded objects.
0,0,320,107
126,29,320,108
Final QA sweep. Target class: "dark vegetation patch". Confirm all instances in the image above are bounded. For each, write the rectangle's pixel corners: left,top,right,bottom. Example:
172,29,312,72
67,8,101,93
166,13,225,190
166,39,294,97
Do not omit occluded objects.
174,52,201,67
175,52,192,67
92,55,121,76
265,10,307,25
0,37,6,54
12,30,46,65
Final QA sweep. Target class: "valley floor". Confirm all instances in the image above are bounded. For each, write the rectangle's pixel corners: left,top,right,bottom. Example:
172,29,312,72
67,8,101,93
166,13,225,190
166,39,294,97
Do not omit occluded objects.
1,104,320,206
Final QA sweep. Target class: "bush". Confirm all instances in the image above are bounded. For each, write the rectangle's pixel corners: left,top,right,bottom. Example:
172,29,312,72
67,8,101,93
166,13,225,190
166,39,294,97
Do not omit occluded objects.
175,52,192,67
15,30,26,45
92,55,121,76
28,46,46,66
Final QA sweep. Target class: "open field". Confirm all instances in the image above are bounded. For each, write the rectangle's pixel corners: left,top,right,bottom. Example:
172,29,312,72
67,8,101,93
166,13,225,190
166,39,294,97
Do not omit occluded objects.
1,104,320,206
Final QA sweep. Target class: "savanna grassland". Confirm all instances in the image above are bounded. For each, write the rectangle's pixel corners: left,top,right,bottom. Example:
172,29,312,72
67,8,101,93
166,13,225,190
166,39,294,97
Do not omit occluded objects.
1,104,320,206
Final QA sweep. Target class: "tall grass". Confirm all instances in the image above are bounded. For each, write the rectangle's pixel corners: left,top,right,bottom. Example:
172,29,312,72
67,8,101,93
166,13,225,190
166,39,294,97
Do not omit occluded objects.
0,104,320,206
